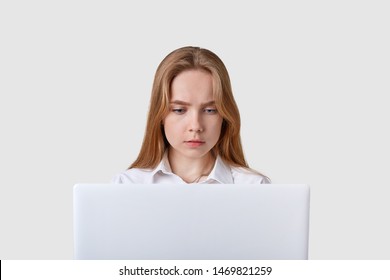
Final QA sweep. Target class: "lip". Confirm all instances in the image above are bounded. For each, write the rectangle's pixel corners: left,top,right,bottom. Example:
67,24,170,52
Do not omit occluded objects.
184,140,205,147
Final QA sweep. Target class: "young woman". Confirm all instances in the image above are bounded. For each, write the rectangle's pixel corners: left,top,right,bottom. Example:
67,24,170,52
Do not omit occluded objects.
112,46,270,184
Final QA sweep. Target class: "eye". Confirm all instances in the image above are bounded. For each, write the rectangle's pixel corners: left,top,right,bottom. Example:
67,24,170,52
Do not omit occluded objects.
172,108,186,114
204,108,217,114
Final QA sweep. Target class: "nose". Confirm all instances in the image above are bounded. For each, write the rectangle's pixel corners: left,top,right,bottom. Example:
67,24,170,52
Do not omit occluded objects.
188,111,203,133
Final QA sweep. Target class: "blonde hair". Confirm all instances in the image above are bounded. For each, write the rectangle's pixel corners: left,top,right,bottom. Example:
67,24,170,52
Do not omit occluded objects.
130,46,249,169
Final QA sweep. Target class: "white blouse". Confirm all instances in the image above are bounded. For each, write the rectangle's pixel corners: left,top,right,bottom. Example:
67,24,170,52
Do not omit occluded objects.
111,153,270,184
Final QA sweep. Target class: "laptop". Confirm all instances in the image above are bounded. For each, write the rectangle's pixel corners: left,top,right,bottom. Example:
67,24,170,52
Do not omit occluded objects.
73,183,310,260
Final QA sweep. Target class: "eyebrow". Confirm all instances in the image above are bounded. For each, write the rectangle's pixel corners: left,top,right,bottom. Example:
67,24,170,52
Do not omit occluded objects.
170,100,216,106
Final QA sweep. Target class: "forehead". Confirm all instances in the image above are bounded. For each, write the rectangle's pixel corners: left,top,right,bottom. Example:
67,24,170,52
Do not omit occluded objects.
170,69,214,101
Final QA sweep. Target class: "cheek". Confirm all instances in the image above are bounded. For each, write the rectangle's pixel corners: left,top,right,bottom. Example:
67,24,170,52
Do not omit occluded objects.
166,115,188,129
163,116,183,140
210,117,223,138
163,120,173,137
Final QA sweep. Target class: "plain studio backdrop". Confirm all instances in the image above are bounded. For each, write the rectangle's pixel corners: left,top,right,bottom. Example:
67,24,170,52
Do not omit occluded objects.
0,0,389,259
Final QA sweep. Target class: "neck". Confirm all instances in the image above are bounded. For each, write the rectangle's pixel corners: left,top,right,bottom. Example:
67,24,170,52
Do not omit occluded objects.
168,149,215,183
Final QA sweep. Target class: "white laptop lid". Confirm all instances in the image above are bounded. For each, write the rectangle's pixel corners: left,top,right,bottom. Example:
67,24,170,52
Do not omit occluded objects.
73,184,310,260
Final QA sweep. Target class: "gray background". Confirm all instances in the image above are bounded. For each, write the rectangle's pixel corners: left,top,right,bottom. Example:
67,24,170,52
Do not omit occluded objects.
0,0,389,259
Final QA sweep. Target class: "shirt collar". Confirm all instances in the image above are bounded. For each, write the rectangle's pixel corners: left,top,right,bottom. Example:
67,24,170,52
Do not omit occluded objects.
151,152,173,176
206,155,234,184
151,152,233,184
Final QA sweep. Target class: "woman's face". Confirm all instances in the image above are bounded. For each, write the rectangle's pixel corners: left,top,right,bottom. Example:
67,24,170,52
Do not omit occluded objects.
163,69,223,160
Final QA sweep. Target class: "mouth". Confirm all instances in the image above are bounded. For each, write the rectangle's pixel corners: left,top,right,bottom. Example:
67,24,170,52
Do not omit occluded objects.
185,140,205,143
184,140,205,147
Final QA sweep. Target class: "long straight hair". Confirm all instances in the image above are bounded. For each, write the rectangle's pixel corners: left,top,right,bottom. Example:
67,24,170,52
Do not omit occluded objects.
130,46,248,169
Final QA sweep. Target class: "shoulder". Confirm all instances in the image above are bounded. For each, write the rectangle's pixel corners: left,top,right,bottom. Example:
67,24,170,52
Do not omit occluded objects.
230,166,271,184
111,168,154,184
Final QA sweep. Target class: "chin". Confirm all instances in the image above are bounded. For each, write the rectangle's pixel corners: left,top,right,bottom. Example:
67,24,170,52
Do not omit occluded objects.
182,150,211,159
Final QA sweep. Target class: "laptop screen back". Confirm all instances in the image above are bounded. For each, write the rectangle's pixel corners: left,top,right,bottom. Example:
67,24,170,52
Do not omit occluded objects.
73,183,310,259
